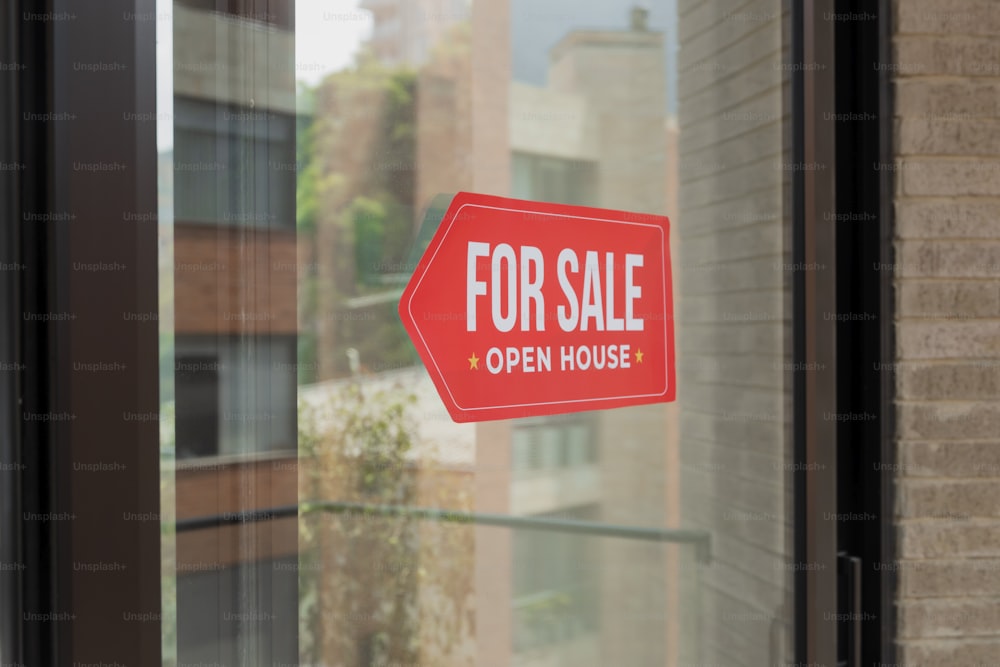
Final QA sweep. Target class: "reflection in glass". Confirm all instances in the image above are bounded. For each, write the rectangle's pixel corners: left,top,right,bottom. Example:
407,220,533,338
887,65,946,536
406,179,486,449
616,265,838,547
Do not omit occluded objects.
161,0,795,665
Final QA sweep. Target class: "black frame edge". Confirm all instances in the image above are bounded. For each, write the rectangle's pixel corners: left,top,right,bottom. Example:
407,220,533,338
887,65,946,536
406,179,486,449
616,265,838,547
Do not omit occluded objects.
0,0,23,662
9,0,63,664
791,0,808,664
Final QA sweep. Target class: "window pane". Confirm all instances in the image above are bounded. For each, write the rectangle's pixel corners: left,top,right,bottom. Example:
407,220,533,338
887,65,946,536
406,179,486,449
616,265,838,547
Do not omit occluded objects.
161,1,794,665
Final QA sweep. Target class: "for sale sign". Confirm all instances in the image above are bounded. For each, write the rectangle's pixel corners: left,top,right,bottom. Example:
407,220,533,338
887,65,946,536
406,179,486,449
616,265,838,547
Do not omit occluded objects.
399,192,675,423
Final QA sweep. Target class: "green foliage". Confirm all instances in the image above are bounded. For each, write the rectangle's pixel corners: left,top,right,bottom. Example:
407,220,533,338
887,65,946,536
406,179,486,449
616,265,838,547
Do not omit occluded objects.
295,91,318,233
298,383,421,665
296,159,319,233
297,333,317,386
349,196,387,285
296,61,420,380
293,23,477,662
297,381,473,666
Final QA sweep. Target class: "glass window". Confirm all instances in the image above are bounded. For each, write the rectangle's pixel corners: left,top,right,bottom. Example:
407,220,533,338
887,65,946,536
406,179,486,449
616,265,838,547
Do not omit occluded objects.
174,335,297,459
173,97,296,227
161,1,796,665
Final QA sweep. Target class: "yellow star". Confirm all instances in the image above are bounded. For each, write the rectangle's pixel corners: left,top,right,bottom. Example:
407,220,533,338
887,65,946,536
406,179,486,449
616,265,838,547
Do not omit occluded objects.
635,349,645,364
468,353,480,370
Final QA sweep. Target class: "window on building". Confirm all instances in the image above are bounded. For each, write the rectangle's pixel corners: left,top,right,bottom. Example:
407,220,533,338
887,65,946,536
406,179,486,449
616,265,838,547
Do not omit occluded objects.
512,504,602,652
173,335,297,459
174,97,296,228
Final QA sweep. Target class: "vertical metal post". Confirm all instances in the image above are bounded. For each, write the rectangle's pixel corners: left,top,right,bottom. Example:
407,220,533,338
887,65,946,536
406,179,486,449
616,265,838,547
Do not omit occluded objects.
799,0,839,664
0,2,22,662
47,0,162,663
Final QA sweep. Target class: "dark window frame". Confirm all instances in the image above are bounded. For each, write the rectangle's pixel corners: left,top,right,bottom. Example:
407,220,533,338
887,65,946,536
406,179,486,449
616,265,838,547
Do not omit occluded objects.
833,0,897,664
3,0,163,664
2,0,63,664
793,0,896,664
793,1,840,661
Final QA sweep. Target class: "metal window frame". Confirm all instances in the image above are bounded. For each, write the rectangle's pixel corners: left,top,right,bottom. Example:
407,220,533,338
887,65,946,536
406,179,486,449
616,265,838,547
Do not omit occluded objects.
0,1,25,662
793,1,897,664
832,1,898,665
2,0,163,664
2,1,62,664
794,0,839,664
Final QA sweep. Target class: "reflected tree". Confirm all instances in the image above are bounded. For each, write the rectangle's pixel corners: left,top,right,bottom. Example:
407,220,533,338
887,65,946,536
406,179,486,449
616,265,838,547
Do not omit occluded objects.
298,382,473,666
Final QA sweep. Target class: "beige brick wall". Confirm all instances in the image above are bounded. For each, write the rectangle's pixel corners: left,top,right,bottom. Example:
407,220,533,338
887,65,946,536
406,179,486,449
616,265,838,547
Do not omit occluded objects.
676,1,793,665
893,0,1000,663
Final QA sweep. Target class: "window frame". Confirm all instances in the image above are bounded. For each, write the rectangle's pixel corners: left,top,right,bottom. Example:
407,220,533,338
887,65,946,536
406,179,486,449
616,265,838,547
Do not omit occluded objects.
3,0,163,664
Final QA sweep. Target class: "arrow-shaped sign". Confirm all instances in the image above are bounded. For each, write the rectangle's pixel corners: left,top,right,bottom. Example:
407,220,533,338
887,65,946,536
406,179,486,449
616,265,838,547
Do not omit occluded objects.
399,191,675,422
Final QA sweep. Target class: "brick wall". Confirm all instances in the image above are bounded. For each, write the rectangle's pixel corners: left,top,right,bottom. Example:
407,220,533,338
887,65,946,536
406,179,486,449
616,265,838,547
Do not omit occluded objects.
174,224,298,335
676,1,793,665
175,456,299,568
893,1,1000,663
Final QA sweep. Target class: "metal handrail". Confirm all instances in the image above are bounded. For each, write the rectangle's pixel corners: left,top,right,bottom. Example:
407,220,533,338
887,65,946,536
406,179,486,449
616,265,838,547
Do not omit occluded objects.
174,500,712,563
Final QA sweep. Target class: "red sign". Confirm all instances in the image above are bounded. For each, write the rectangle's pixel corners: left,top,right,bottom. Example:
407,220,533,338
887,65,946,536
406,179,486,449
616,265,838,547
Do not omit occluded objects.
399,192,675,423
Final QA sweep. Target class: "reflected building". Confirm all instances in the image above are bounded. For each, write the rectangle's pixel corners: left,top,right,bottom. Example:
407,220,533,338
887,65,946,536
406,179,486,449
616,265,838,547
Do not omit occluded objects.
164,0,686,660
302,3,682,665
361,0,472,67
170,2,300,664
502,15,679,667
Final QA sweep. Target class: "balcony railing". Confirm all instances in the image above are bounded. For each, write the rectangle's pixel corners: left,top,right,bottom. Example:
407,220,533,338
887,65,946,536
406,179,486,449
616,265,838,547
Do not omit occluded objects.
174,499,712,563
